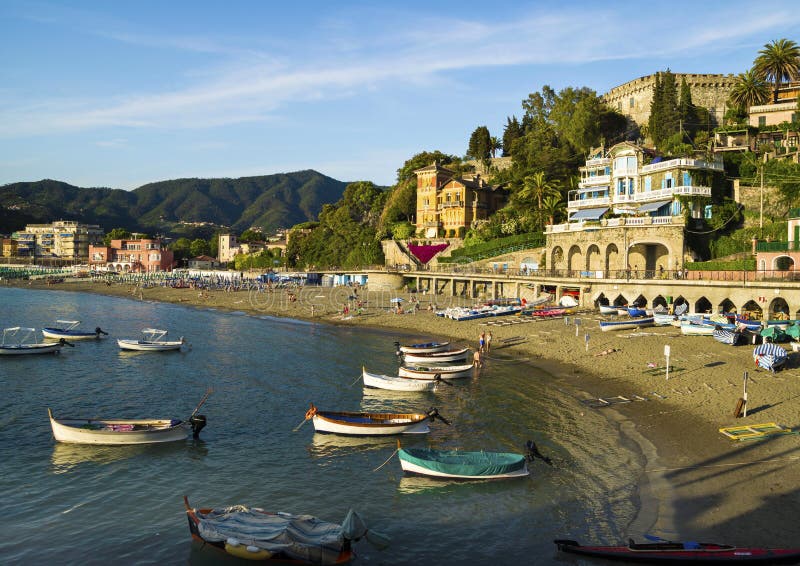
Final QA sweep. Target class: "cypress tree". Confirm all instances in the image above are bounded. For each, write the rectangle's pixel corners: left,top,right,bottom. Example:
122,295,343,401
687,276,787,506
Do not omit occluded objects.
678,77,698,141
648,73,663,146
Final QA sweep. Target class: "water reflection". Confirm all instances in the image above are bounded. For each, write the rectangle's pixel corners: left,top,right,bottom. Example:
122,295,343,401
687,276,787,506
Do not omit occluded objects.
50,440,208,472
307,433,400,459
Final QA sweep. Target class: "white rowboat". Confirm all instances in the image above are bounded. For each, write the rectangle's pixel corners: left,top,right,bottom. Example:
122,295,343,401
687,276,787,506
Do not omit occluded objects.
402,347,470,364
398,363,475,380
117,328,185,351
398,341,450,354
362,367,436,392
48,408,207,444
303,403,449,436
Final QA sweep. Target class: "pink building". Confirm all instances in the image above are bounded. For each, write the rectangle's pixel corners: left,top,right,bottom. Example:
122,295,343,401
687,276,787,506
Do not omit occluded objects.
89,238,174,272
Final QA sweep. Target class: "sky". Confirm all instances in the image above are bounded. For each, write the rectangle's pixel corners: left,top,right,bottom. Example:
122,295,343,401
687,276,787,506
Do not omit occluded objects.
1,1,799,191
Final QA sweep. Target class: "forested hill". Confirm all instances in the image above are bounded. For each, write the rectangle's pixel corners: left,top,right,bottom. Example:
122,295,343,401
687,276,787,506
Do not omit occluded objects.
0,170,348,235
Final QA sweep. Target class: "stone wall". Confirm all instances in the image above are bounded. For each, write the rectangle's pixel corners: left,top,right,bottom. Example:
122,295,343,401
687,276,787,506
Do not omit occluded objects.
603,73,738,129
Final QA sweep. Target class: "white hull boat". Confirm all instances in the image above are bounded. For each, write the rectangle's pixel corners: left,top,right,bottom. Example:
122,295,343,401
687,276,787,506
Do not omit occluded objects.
362,368,436,392
680,321,715,336
398,341,450,354
402,347,469,364
598,305,618,315
598,318,654,332
48,409,206,444
0,327,66,356
398,448,530,479
118,328,185,351
42,320,108,341
399,363,475,380
303,404,449,436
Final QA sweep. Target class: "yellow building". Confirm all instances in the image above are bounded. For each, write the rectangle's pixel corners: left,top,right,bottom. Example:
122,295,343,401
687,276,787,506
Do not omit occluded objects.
414,162,508,239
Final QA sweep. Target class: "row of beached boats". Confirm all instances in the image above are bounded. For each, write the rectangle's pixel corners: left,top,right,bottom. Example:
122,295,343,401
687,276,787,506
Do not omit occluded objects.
0,321,187,354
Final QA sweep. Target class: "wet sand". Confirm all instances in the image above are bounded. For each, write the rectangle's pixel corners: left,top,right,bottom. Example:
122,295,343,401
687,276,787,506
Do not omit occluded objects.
14,278,800,546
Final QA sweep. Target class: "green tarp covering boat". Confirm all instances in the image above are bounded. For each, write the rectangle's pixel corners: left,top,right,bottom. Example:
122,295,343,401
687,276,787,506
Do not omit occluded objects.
398,447,529,479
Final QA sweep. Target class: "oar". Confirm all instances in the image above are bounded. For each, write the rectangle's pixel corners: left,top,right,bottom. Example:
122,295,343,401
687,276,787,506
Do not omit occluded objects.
190,388,213,418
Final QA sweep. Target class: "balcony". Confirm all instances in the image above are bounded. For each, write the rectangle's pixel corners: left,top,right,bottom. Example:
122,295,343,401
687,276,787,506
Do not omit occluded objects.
585,157,611,166
423,221,442,228
632,185,710,201
546,215,685,234
640,157,723,173
578,174,610,188
567,196,611,209
439,201,463,209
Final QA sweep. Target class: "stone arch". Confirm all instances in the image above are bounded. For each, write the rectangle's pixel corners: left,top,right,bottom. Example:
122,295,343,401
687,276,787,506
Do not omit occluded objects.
695,296,712,314
595,292,609,307
586,244,602,272
769,297,790,319
759,258,767,271
741,300,763,319
605,243,619,274
718,298,737,314
632,294,648,308
652,295,668,309
567,245,583,273
613,294,629,307
551,246,564,271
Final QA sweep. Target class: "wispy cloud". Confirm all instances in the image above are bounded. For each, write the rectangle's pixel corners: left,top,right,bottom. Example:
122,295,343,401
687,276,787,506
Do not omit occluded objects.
2,4,798,138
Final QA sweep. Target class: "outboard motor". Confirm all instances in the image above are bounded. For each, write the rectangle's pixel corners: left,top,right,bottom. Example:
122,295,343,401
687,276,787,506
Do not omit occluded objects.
394,341,402,357
190,414,207,438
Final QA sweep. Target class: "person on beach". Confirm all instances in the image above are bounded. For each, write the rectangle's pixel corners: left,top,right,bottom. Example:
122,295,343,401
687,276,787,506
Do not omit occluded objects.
486,331,492,353
473,349,483,368
479,331,486,353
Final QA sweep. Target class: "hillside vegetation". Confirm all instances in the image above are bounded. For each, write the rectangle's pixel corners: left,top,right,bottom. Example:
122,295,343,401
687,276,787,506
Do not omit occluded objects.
0,170,347,237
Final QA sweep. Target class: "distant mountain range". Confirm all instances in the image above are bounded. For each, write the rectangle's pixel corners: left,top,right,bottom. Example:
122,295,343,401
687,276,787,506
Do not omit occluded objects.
0,170,348,237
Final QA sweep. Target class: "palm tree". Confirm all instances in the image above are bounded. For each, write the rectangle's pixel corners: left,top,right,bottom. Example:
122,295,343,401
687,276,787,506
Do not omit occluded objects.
541,194,565,227
728,69,770,110
754,38,800,103
519,171,561,229
489,136,502,158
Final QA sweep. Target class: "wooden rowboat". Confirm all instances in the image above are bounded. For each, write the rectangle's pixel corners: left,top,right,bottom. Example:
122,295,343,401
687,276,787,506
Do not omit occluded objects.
48,391,210,445
402,347,469,364
554,538,800,563
598,304,618,315
397,341,450,354
117,328,185,351
42,320,108,340
0,327,69,356
362,367,436,392
398,363,475,380
303,403,449,435
184,496,365,565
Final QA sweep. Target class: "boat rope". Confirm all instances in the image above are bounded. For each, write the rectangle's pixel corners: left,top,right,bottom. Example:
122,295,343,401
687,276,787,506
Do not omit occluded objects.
647,454,800,473
373,448,399,472
348,373,361,387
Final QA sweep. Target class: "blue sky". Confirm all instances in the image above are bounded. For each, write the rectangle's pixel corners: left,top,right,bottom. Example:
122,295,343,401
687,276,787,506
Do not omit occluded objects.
1,1,799,191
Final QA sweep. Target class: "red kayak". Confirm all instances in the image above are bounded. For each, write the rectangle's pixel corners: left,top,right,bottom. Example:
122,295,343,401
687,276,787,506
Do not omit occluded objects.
554,539,800,563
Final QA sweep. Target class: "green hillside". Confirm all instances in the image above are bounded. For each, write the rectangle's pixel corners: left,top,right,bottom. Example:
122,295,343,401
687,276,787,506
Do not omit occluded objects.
0,171,347,236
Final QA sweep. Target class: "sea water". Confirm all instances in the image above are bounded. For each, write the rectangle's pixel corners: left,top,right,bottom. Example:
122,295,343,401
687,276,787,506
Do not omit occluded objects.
0,286,642,565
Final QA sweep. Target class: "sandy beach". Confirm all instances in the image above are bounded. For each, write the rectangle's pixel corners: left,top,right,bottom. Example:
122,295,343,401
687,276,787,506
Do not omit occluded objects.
12,277,800,547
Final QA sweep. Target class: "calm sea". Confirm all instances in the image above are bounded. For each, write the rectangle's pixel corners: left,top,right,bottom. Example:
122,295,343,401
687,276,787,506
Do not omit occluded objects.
0,286,643,565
